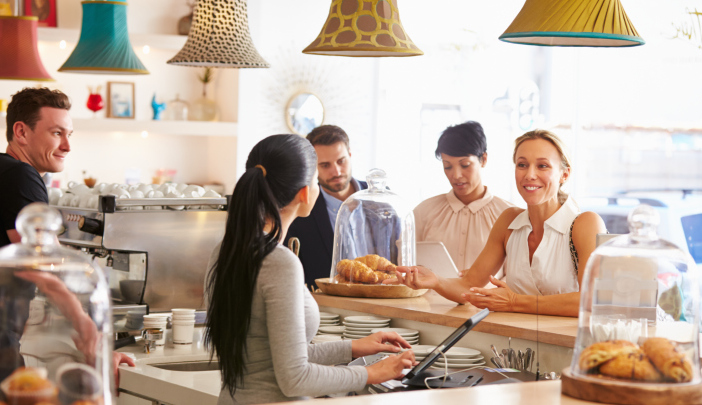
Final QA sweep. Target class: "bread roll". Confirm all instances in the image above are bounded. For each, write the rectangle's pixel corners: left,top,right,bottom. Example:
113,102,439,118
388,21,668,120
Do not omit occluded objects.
335,259,378,284
642,337,693,383
355,254,397,273
598,350,662,382
578,340,639,371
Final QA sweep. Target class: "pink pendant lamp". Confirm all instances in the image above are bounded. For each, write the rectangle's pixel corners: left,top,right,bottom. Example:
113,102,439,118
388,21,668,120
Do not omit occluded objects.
0,16,53,81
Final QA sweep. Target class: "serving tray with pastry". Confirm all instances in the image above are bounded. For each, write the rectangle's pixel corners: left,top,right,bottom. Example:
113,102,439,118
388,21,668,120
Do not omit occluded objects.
317,169,425,299
561,205,702,405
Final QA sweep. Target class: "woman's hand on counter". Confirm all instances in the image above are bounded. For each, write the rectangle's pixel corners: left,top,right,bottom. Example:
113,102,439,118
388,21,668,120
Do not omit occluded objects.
462,276,517,312
351,332,411,358
366,350,417,385
114,351,136,391
383,266,439,290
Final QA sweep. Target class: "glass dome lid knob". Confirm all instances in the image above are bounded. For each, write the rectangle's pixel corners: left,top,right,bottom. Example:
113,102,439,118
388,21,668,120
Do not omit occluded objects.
366,168,388,192
16,202,63,247
627,204,659,242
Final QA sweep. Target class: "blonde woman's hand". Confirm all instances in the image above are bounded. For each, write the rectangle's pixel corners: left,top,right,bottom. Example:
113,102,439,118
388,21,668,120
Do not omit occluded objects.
462,276,517,312
366,350,417,385
352,332,411,358
381,266,438,290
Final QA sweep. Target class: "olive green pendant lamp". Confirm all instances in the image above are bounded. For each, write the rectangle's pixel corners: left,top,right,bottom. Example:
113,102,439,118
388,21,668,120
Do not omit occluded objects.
499,0,644,47
59,0,149,74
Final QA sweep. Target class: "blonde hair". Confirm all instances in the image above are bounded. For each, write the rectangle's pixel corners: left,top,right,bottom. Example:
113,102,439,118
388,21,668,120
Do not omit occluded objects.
512,129,572,205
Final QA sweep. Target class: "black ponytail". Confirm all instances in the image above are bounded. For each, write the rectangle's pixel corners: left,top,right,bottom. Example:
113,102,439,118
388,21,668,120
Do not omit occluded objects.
204,134,317,396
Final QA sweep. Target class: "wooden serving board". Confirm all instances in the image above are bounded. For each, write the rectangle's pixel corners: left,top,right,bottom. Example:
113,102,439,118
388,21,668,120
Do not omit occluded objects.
315,278,428,299
561,367,702,405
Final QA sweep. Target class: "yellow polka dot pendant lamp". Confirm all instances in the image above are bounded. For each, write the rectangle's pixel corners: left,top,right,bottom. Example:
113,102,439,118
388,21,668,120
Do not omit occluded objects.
168,0,269,67
500,0,644,47
303,0,423,57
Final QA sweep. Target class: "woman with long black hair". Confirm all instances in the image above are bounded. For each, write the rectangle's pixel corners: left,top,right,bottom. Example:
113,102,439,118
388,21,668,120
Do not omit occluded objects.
206,135,416,404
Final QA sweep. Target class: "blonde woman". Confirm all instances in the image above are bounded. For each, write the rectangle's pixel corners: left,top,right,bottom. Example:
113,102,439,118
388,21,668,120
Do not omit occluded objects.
387,130,606,317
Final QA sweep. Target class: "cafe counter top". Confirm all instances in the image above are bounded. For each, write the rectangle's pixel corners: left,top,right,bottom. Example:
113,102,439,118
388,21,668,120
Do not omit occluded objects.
313,291,579,348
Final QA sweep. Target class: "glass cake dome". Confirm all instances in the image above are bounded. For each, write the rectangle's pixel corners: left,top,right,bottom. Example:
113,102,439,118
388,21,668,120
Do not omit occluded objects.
0,203,115,404
571,204,700,384
329,169,415,285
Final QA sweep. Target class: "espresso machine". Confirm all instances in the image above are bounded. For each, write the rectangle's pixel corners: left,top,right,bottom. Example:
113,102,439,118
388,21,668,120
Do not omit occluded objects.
54,195,227,315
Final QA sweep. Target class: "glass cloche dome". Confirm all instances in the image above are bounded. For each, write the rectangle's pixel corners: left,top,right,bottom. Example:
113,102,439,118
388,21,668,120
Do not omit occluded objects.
571,204,700,384
0,203,115,404
330,169,415,284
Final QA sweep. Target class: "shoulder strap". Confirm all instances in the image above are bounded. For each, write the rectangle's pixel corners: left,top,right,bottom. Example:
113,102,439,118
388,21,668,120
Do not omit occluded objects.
569,214,582,275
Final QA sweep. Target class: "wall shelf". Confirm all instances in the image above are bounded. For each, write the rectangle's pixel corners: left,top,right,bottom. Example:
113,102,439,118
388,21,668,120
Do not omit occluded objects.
38,28,188,51
1,119,237,137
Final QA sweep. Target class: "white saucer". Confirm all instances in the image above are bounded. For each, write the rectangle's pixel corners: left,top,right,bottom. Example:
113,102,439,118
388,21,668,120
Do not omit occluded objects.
344,316,391,324
318,325,346,334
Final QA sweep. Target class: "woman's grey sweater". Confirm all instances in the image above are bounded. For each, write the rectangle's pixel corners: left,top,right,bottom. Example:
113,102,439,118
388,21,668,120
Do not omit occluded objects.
215,245,367,404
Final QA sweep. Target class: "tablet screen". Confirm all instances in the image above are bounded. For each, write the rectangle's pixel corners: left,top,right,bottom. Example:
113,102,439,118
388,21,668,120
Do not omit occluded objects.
402,308,489,383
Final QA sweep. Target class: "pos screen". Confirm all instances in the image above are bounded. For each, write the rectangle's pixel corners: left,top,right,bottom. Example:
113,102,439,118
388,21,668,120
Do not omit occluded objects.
401,308,490,384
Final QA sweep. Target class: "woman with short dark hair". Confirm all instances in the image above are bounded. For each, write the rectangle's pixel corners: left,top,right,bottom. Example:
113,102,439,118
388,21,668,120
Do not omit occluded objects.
413,121,512,276
206,134,415,404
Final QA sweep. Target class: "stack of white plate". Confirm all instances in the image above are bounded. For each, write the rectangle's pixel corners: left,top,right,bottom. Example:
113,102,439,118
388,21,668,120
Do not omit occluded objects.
427,347,485,369
370,327,419,345
319,312,341,327
342,316,391,340
317,325,346,338
404,345,436,361
311,334,343,344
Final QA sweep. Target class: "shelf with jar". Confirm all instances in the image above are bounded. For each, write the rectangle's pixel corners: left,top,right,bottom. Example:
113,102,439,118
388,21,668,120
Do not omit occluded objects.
37,27,188,51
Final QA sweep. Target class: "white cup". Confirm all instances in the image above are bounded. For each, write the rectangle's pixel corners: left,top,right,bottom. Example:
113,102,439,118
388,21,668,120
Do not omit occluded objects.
48,187,63,205
58,194,73,206
172,320,195,344
182,185,205,197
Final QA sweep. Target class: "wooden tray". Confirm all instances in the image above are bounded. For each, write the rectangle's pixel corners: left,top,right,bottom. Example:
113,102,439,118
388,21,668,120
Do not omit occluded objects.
315,278,428,299
561,367,702,405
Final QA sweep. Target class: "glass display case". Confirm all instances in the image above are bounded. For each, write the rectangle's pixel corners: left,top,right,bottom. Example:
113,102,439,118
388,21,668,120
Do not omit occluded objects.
0,203,114,404
329,169,415,285
571,204,700,384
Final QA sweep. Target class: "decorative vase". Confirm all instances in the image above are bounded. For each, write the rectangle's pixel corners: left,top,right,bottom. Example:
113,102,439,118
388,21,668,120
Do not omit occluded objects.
166,94,189,121
178,12,192,35
86,86,104,116
189,84,219,121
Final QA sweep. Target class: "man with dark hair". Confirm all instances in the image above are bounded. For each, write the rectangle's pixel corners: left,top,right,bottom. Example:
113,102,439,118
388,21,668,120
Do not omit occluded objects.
285,125,368,289
0,87,135,383
1,87,72,247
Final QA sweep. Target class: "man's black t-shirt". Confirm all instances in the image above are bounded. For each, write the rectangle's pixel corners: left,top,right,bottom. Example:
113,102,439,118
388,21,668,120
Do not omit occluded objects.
0,153,48,248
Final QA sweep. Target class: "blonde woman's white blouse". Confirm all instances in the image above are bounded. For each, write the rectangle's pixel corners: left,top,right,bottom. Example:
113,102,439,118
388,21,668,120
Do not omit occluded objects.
414,188,513,275
504,196,580,296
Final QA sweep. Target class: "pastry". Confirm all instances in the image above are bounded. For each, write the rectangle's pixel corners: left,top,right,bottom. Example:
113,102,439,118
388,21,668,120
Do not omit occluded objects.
598,350,662,381
355,254,397,273
578,340,639,371
335,259,378,284
0,367,58,405
642,337,693,383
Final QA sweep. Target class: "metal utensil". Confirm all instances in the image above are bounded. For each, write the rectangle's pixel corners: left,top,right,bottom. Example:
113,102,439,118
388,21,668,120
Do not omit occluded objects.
525,348,532,372
509,348,516,369
491,357,501,369
491,344,500,359
502,349,509,367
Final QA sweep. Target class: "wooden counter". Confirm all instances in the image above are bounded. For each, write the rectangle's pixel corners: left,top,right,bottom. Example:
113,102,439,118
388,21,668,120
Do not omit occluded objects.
313,291,579,348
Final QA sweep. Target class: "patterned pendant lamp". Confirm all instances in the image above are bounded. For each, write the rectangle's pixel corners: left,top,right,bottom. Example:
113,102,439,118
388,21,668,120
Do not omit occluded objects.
168,0,269,68
499,0,644,47
303,0,423,57
58,0,148,74
0,16,53,81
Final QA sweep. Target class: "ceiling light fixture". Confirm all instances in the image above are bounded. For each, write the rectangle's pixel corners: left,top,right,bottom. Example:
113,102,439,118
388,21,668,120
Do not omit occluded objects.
499,0,644,47
303,0,423,57
58,0,149,74
0,15,53,81
168,0,269,68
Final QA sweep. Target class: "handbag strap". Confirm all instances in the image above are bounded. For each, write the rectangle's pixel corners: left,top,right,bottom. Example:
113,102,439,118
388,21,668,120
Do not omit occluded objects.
569,214,582,275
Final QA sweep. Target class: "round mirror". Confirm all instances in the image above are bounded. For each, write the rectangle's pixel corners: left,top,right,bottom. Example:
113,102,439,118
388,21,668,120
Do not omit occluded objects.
285,92,324,136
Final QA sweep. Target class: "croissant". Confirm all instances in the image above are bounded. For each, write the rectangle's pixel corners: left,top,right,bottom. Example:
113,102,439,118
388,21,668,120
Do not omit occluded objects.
355,254,397,273
578,340,639,371
335,259,378,284
642,338,693,382
598,350,662,382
